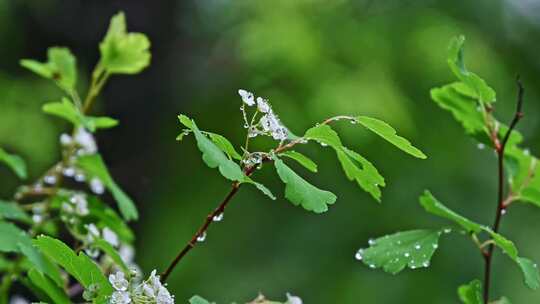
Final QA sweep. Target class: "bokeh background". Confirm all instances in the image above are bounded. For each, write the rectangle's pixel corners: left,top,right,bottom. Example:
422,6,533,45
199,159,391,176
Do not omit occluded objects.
1,0,540,303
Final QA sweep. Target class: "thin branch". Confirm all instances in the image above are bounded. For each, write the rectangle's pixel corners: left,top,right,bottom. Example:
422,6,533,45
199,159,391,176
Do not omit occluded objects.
483,76,524,303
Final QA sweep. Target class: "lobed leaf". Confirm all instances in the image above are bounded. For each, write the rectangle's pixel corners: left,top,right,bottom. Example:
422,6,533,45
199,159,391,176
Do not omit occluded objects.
358,229,442,274
0,148,27,179
99,12,151,74
355,116,426,159
20,47,77,92
274,157,336,213
458,279,483,304
77,154,138,221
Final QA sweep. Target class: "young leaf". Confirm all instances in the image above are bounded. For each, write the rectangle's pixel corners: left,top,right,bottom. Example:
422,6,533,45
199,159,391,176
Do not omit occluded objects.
99,12,151,74
27,268,70,304
458,279,483,304
274,157,336,213
517,257,540,290
77,154,138,221
304,124,343,148
20,47,77,92
357,229,442,274
33,236,113,299
43,98,119,132
447,35,496,104
0,200,31,223
280,151,318,173
336,147,385,202
355,116,427,159
419,190,482,233
0,148,27,179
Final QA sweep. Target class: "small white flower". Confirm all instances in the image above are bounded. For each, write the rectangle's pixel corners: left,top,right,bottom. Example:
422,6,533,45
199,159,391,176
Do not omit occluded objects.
110,290,131,304
256,97,271,113
74,127,97,154
148,270,161,289
59,133,72,146
72,194,89,216
109,271,129,291
286,293,303,304
156,286,174,304
103,227,119,247
119,245,135,264
32,214,43,224
141,282,155,298
90,178,105,195
238,89,255,106
9,295,30,304
85,223,100,242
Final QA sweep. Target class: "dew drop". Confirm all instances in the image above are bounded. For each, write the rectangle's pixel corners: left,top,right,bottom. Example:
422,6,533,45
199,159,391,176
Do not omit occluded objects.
423,262,430,267
501,209,507,215
355,250,364,261
432,244,438,249
212,213,224,222
369,264,376,269
414,244,421,250
477,143,486,150
443,228,452,234
368,238,376,246
320,142,328,147
196,232,207,242
404,252,410,258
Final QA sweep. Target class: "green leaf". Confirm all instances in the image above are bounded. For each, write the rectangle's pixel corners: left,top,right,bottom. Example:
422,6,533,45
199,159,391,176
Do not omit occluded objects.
336,147,385,202
77,154,138,221
242,177,276,200
482,227,518,260
304,124,385,202
0,222,63,286
458,279,483,304
189,295,214,304
208,133,242,160
92,238,129,272
430,83,488,138
447,35,496,104
33,236,113,300
304,124,343,148
419,190,482,233
99,12,151,74
0,148,27,179
495,297,512,304
517,257,540,290
27,268,70,304
43,98,118,132
0,200,31,223
280,151,317,173
183,117,245,182
274,157,336,213
358,229,442,274
20,47,77,92
355,116,427,159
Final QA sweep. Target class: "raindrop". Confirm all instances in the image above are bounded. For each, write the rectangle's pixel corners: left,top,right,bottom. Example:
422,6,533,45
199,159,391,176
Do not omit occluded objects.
414,244,421,250
443,228,452,234
524,149,531,156
423,262,430,267
432,244,438,249
320,142,328,147
369,264,376,269
212,213,224,222
350,120,358,125
501,209,507,215
477,143,485,150
404,252,410,258
355,250,364,261
196,232,207,242
368,239,376,246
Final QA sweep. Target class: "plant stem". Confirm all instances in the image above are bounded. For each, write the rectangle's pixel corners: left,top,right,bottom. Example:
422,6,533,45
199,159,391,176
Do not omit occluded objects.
482,77,524,303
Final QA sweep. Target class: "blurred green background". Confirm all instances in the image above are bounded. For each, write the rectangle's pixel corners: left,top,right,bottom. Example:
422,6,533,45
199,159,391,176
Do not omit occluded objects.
1,0,540,302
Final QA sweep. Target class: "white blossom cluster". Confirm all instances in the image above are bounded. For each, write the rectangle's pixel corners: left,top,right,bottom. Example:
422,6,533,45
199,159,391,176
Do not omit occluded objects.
238,89,289,141
109,270,174,304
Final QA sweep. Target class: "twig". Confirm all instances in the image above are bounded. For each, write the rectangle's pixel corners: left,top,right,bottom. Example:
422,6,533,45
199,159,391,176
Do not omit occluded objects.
483,76,524,303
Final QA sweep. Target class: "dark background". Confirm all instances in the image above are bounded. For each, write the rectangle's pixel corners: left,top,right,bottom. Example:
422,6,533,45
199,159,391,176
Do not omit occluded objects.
1,0,540,302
